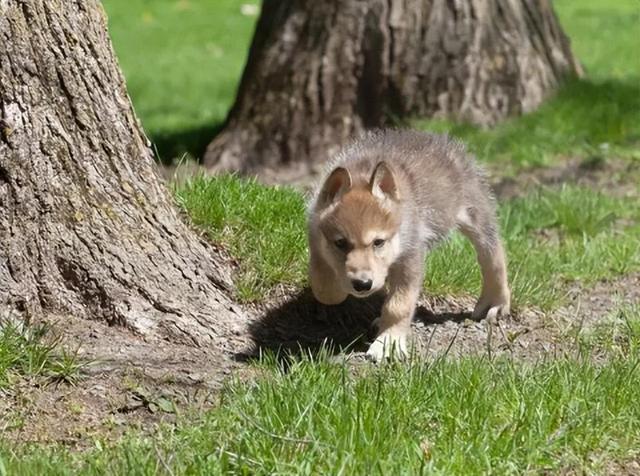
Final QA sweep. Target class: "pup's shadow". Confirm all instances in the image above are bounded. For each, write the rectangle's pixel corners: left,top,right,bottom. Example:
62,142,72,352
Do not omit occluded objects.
243,288,470,360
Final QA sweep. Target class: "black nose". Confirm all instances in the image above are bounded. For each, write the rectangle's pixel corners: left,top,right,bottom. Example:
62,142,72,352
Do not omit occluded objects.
351,279,372,292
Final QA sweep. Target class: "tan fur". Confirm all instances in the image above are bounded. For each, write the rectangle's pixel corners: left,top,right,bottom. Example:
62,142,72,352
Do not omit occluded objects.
308,129,511,361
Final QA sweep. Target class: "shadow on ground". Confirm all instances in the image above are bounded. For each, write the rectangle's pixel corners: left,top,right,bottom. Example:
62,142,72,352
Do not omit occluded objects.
151,123,224,165
245,288,470,360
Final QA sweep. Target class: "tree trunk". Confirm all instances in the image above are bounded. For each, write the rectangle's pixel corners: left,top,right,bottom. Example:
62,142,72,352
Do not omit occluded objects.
204,0,582,174
0,0,248,351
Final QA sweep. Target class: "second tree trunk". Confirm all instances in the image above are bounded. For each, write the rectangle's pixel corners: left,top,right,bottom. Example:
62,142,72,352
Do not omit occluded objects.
205,0,582,173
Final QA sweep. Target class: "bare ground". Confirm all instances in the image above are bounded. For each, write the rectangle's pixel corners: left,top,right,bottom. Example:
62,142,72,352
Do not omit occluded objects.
0,313,256,448
490,155,640,199
249,271,639,363
2,156,638,447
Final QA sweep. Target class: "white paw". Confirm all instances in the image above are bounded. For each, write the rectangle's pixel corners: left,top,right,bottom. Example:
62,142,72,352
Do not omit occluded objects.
365,330,408,362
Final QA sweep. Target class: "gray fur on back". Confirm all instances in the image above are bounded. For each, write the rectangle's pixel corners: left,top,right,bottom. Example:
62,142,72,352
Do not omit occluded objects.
311,129,498,251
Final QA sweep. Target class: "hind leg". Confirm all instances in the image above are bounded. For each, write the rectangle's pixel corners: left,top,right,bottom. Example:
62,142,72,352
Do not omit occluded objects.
457,207,511,320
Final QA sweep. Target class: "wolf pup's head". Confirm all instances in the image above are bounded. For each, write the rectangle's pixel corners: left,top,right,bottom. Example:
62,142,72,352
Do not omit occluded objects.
314,162,403,298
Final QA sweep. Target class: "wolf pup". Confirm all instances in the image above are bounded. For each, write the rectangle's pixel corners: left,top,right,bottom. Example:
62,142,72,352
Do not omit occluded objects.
307,129,510,362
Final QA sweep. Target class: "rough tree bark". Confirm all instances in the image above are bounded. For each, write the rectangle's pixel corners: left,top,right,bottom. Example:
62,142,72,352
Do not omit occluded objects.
0,0,248,351
204,0,582,174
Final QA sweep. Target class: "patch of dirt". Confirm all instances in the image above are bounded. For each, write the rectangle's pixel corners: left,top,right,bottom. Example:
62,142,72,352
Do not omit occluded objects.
559,273,640,328
603,458,640,476
490,156,640,200
247,276,638,365
0,313,255,448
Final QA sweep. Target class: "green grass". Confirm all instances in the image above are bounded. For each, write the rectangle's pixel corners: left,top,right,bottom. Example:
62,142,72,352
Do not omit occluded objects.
555,0,640,82
103,0,640,166
3,330,640,474
4,310,640,474
416,79,640,167
0,319,85,388
175,174,308,301
575,304,640,357
103,0,258,162
177,175,640,308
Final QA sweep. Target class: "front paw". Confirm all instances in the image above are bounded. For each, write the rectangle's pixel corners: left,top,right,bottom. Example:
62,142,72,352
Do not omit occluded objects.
472,292,511,320
366,329,408,362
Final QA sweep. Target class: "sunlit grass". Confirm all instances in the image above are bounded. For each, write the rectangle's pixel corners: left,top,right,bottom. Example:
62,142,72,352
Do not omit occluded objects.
177,176,640,308
103,0,258,162
4,334,640,474
0,319,86,388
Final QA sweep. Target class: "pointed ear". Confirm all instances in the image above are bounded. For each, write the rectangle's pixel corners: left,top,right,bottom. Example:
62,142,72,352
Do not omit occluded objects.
318,167,352,207
370,162,399,200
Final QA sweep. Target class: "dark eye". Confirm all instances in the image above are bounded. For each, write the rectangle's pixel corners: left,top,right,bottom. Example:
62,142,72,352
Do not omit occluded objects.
373,238,386,248
334,238,349,251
